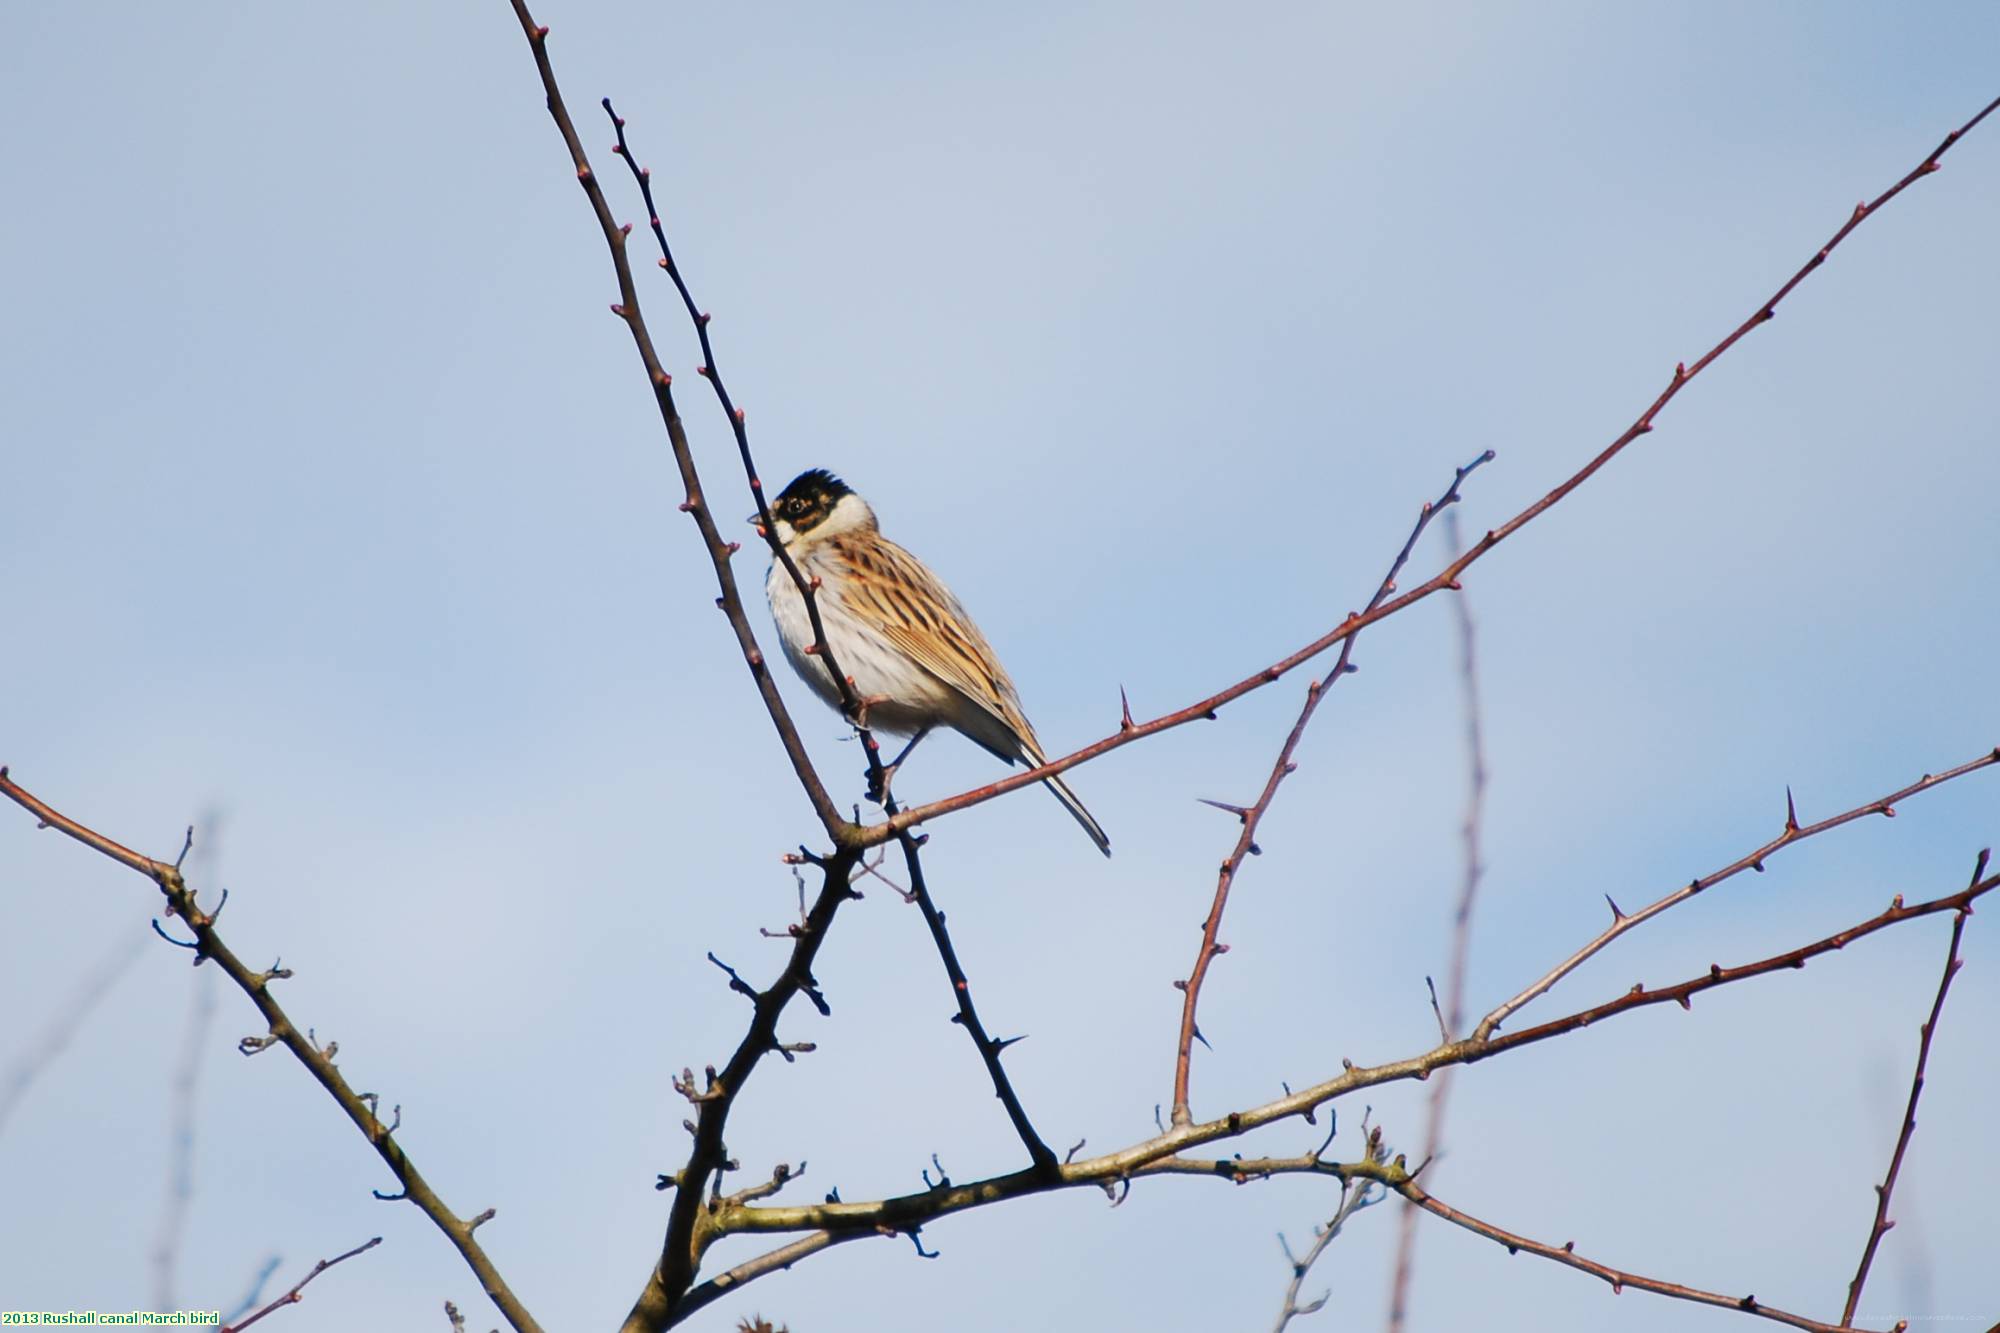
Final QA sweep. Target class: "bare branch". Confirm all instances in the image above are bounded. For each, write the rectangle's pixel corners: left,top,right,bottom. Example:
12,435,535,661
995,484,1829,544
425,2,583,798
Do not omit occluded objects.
1841,859,1979,1325
1170,453,1492,1127
0,770,543,1333
680,862,1996,1309
220,1236,383,1333
1273,1118,1389,1332
1394,1177,1867,1333
887,807,1056,1171
1475,752,1998,1039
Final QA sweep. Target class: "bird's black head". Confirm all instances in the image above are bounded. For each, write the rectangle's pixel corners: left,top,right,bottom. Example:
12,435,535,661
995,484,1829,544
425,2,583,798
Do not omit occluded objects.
769,469,853,537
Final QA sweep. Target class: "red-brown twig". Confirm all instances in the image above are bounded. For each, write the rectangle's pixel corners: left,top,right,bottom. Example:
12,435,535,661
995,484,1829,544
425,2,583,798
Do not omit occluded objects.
1474,751,1998,1040
220,1236,382,1333
1170,451,1492,1127
1386,507,1489,1331
1393,1178,1863,1333
505,4,850,841
860,91,2000,852
1841,857,1980,1327
0,769,542,1333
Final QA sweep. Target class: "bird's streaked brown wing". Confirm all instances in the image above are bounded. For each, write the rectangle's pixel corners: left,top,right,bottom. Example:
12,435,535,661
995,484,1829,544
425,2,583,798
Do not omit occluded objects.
830,534,1040,752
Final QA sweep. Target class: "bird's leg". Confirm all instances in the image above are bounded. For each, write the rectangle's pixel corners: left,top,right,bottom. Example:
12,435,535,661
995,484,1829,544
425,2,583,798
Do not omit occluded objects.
847,690,894,730
867,725,932,805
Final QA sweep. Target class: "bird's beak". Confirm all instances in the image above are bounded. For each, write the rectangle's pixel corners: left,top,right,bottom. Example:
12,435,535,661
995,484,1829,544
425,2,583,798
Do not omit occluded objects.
747,514,766,536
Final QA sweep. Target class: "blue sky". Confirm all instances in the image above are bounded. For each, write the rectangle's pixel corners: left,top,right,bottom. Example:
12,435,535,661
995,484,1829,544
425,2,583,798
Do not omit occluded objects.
3,4,1997,1331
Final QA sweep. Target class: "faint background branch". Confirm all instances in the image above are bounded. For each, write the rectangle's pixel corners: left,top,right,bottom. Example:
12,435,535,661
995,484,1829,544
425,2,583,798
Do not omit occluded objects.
0,927,144,1135
151,810,223,1313
1385,507,1490,1331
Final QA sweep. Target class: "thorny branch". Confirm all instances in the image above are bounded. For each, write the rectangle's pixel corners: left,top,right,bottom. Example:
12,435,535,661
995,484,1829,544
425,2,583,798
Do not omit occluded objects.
1170,450,1492,1128
1841,869,1978,1327
0,770,541,1333
665,853,1998,1313
886,809,1058,1172
1475,751,1999,1039
860,91,2000,850
1392,1176,1872,1333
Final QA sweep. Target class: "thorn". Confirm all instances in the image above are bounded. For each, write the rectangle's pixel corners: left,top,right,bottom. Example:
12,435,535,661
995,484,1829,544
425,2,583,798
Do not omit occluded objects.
1119,684,1134,731
1784,786,1800,832
1604,894,1624,921
1192,1025,1210,1051
1197,798,1250,820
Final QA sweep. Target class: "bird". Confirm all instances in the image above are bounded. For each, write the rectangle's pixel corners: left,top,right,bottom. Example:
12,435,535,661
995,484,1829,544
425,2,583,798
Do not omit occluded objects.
755,468,1111,856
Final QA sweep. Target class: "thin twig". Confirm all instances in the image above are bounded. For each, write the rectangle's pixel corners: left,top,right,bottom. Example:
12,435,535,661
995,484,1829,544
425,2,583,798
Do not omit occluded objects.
1272,1118,1388,1331
220,1236,382,1333
1170,452,1492,1126
1474,751,1998,1040
1387,508,1489,1330
1841,860,1979,1326
891,820,1057,1171
1393,1177,1865,1333
860,92,2000,849
0,770,543,1333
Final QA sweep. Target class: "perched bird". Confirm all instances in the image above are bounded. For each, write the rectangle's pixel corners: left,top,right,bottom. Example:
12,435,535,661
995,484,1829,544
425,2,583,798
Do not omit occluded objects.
757,469,1111,856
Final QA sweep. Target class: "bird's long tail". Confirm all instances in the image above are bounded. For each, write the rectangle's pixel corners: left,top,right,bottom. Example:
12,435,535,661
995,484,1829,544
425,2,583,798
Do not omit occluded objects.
1042,771,1111,857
